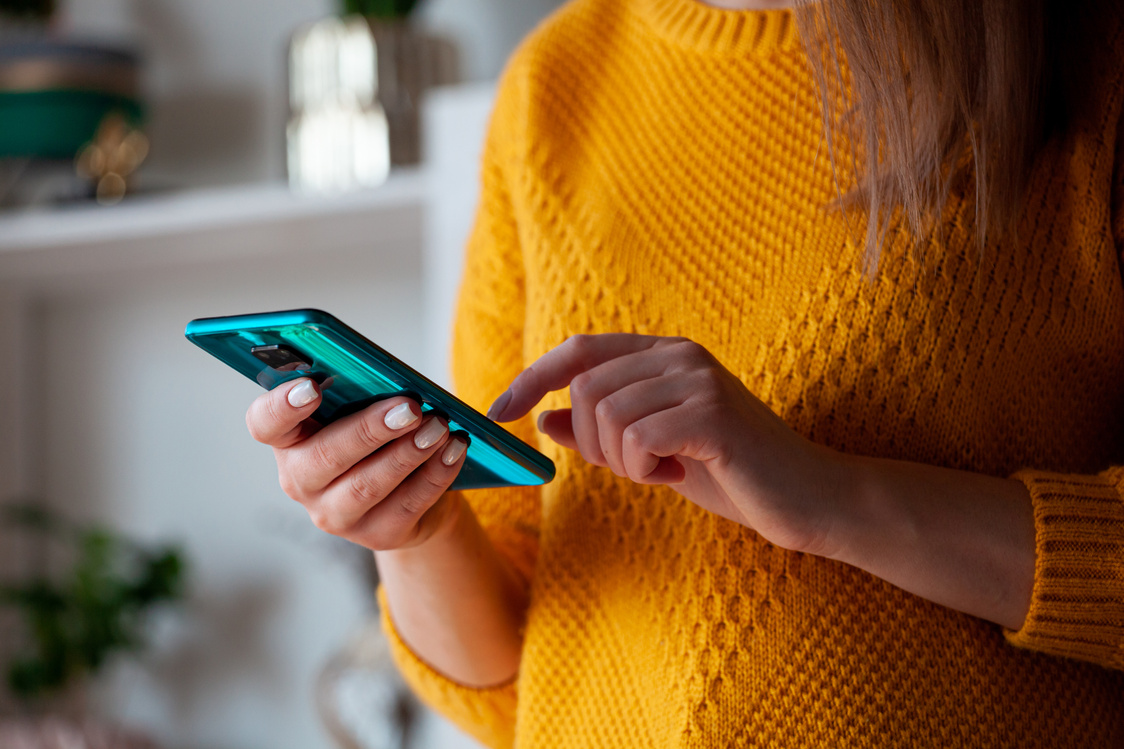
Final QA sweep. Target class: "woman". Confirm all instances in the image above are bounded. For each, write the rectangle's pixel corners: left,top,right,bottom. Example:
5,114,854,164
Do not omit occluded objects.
247,0,1124,745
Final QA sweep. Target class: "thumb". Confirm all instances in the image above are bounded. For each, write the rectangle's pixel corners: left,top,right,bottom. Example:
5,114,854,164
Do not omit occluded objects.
536,409,578,451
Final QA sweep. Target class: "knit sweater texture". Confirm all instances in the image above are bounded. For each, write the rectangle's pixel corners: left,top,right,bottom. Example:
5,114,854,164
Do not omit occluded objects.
381,0,1124,745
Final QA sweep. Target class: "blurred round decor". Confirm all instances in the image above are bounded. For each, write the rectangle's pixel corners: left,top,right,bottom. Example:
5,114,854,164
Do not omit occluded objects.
0,34,145,206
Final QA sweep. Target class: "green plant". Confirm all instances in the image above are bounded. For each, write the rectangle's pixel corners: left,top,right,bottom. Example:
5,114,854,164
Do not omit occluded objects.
0,0,55,20
0,504,186,701
341,0,419,20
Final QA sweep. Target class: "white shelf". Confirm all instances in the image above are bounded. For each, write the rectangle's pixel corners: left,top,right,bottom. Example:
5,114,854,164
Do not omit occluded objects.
0,169,427,288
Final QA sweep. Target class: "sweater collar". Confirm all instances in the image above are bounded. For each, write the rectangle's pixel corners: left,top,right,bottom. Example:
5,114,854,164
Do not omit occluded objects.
634,0,799,56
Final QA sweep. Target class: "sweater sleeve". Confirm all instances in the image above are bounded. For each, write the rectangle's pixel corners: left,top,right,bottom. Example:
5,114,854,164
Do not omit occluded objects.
1004,468,1124,670
1002,114,1124,670
380,62,542,749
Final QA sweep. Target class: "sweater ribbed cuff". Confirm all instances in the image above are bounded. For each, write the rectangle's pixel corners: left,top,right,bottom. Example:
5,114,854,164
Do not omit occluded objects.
377,586,518,749
1005,468,1124,670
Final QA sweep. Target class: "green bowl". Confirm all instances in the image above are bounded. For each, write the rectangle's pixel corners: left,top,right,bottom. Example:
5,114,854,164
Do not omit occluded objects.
0,89,143,159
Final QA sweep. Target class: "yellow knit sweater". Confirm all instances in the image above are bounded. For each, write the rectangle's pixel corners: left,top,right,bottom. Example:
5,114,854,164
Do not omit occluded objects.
382,0,1124,745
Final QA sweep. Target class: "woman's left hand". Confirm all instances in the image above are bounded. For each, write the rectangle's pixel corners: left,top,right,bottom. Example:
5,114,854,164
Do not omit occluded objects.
487,334,849,556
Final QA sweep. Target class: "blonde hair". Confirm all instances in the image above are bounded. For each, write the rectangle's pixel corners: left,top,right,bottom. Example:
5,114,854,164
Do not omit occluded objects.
796,0,1105,273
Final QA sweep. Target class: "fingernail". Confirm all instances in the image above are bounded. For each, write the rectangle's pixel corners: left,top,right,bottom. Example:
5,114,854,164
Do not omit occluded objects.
413,418,448,449
442,438,467,465
384,403,419,430
537,410,553,432
287,379,318,408
487,389,512,421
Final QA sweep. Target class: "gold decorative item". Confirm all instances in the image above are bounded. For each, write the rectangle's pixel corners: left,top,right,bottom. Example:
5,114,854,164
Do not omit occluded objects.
75,112,148,205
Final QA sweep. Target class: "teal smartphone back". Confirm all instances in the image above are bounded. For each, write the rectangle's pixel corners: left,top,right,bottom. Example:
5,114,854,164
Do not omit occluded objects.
185,309,554,490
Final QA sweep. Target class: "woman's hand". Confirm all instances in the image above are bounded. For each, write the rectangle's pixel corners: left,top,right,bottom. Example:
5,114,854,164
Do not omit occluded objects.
245,378,469,551
488,334,849,556
247,378,532,683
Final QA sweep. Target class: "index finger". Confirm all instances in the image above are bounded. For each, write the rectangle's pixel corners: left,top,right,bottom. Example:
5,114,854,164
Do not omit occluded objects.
246,377,322,448
487,334,669,422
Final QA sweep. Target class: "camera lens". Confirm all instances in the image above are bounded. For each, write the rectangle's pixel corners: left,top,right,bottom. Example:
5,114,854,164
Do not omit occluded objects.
251,344,313,372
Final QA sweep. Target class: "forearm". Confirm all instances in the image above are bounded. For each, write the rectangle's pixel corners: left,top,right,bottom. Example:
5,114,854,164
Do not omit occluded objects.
376,492,528,687
830,453,1036,630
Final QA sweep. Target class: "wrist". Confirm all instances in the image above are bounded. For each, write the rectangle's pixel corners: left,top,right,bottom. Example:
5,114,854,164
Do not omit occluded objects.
421,489,472,546
374,490,528,686
822,451,916,566
810,447,880,563
814,451,1036,629
375,490,470,565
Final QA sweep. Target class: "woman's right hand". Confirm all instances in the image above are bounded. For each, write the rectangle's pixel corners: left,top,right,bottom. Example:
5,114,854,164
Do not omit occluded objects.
245,377,469,551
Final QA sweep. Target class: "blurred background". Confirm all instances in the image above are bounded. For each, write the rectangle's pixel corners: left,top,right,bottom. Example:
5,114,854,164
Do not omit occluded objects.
0,1,565,747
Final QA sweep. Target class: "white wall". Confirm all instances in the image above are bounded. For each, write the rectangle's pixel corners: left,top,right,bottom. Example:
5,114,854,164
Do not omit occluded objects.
32,244,424,749
58,0,564,188
421,83,496,386
26,241,427,742
416,0,564,82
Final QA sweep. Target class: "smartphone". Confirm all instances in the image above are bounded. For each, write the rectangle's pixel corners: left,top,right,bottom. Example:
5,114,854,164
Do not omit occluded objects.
185,308,555,490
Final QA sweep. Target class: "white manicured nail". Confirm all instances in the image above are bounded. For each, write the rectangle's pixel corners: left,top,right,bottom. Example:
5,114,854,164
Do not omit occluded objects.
413,419,447,449
287,380,318,408
442,438,467,465
384,403,418,430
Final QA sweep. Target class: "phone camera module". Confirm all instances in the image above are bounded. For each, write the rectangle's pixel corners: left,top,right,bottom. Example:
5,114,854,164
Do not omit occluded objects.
251,344,313,372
